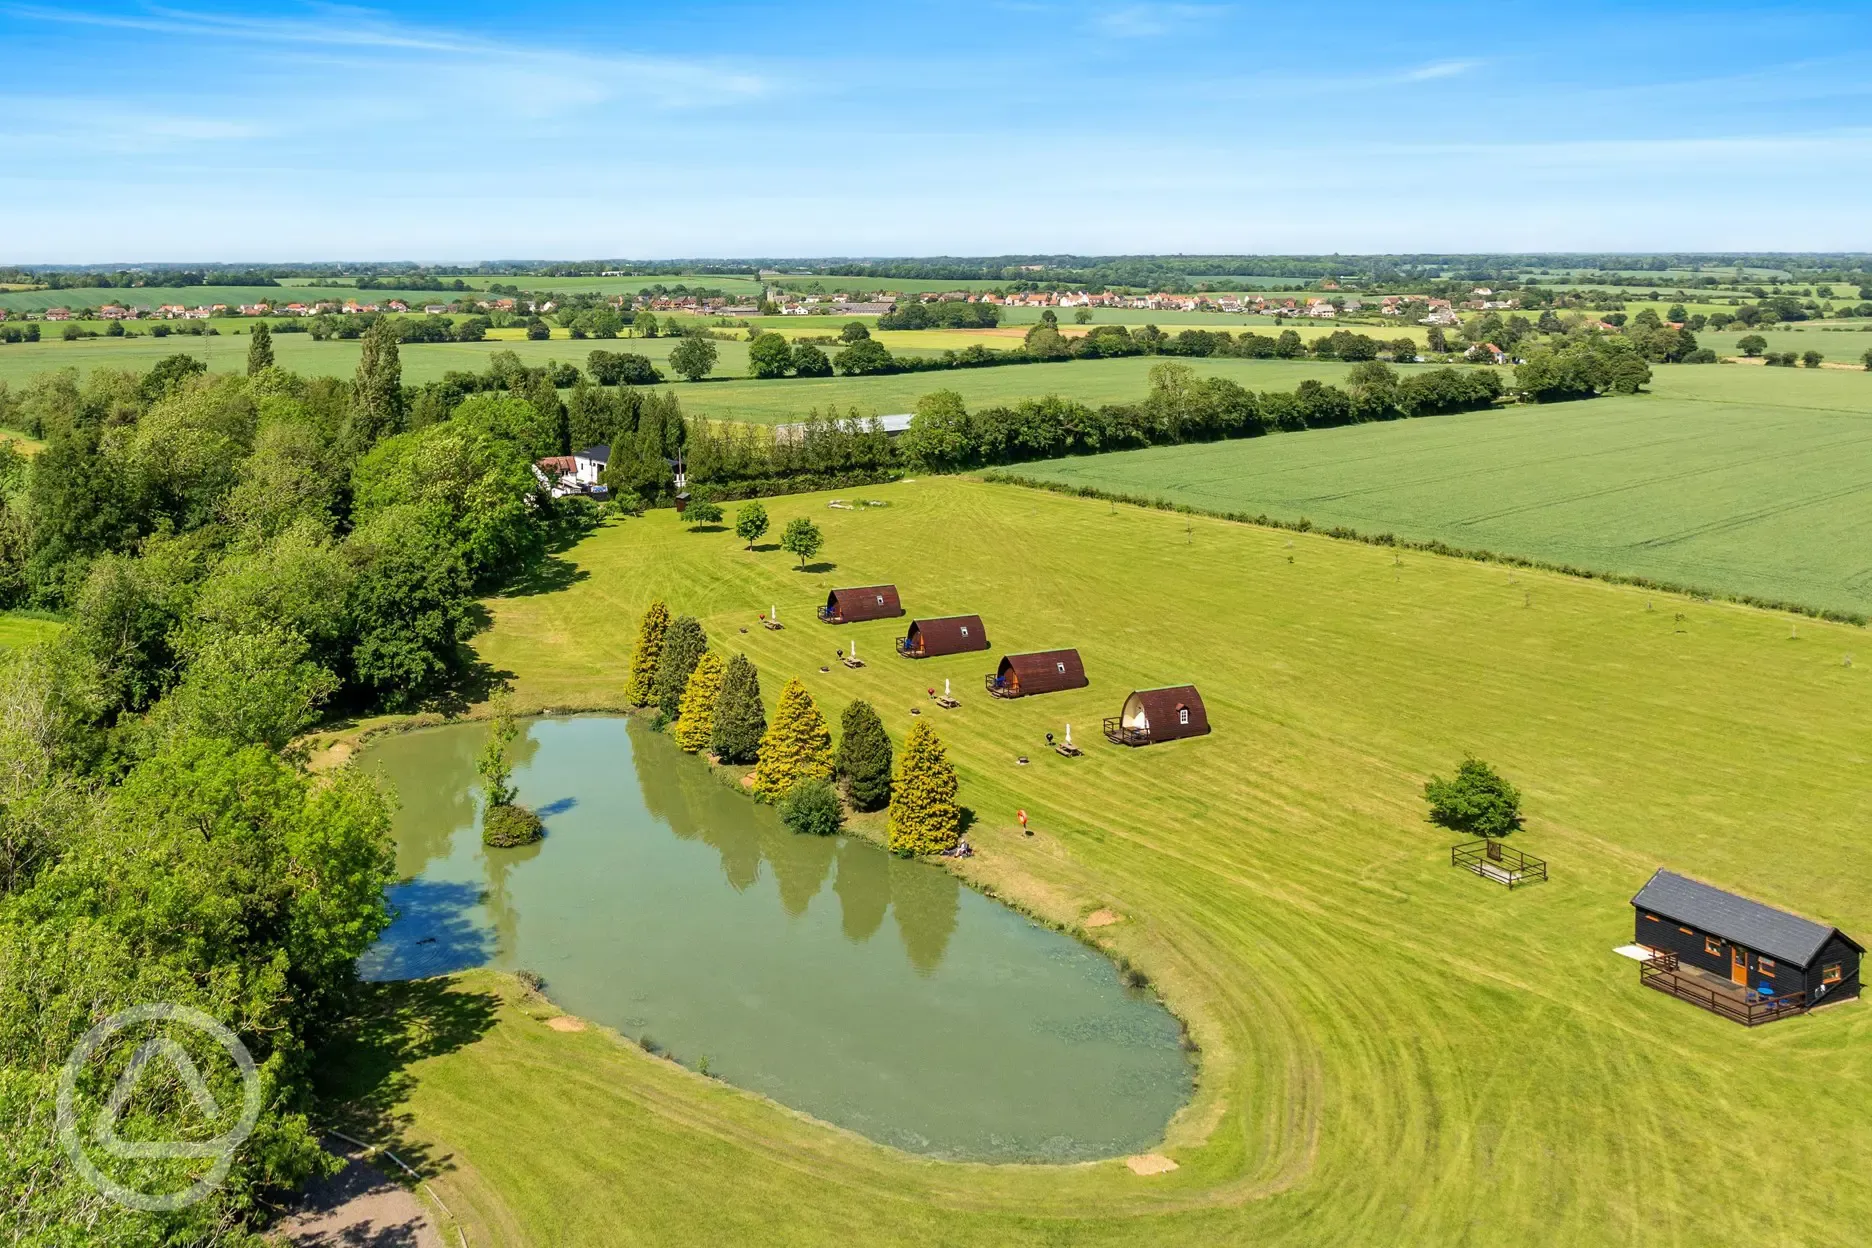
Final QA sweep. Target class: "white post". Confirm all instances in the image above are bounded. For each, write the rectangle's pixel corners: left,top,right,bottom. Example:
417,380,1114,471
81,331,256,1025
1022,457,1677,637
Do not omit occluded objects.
944,678,951,698
1065,723,1072,747
850,637,857,660
772,604,777,622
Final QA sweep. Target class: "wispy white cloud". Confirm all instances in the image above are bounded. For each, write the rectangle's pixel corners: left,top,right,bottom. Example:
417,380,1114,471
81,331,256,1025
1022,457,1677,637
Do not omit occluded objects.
1089,4,1226,38
3,2,769,103
1400,58,1479,82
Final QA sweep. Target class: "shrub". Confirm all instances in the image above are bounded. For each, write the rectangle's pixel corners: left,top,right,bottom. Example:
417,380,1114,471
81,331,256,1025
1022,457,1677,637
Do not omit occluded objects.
483,802,544,847
1424,756,1523,839
1802,350,1824,368
651,615,707,720
780,778,844,836
887,720,960,855
625,599,669,706
685,499,723,527
674,651,726,752
837,699,893,811
711,653,766,763
751,678,833,799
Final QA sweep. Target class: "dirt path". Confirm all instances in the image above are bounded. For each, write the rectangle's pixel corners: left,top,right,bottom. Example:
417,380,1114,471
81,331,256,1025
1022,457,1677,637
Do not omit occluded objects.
274,1149,444,1248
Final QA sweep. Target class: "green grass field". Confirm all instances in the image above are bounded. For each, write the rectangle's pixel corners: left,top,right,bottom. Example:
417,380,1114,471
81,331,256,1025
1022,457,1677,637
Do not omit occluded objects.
323,477,1872,1246
1015,363,1872,619
0,613,61,649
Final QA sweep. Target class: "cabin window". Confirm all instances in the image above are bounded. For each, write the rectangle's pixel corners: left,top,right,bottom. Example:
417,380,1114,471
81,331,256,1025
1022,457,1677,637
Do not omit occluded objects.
1178,708,1190,725
1757,958,1775,976
875,595,884,605
1823,963,1842,985
1056,662,1067,674
1704,936,1722,957
959,626,969,638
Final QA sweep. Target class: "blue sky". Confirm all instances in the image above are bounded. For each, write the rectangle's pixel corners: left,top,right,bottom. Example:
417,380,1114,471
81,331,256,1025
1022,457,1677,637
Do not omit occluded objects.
2,1,1869,262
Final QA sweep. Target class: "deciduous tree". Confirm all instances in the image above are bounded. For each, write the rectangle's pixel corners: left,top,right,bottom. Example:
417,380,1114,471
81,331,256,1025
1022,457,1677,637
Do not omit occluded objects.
1424,756,1522,839
781,516,823,569
669,334,718,382
735,500,769,549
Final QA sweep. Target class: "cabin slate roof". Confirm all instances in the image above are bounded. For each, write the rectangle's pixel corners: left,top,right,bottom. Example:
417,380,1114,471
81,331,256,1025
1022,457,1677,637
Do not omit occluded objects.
1631,869,1846,966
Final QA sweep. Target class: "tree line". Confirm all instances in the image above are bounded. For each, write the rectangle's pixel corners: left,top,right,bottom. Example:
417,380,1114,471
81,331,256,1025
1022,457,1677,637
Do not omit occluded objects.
0,318,605,1240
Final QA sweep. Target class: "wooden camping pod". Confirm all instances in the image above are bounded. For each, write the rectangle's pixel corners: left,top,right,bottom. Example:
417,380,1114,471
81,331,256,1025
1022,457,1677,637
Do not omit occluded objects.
818,585,903,624
1103,685,1209,746
984,649,1088,698
896,615,989,659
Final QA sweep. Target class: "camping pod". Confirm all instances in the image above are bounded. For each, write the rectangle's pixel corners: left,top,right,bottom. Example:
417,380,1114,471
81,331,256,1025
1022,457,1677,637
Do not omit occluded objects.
985,649,1088,698
1103,686,1208,746
819,585,903,624
896,615,989,659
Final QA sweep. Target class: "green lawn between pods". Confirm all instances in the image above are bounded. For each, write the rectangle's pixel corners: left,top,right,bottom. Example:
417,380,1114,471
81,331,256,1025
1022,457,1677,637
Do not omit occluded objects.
321,475,1872,1247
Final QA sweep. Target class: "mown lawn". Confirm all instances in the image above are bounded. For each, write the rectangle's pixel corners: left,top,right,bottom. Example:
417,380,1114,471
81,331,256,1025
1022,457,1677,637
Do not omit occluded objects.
1015,363,1872,619
328,476,1872,1246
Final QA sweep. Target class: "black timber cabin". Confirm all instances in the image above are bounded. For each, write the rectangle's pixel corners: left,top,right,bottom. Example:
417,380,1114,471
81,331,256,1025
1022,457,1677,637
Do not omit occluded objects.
1631,868,1861,1025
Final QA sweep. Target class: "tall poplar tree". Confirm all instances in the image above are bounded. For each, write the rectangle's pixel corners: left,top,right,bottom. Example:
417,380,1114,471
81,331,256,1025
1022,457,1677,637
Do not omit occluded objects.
711,653,765,764
887,721,960,855
625,600,669,707
348,318,406,447
246,320,274,375
751,678,833,800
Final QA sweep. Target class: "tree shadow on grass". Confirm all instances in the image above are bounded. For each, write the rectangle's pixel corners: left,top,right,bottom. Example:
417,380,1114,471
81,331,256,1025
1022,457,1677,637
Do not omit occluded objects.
796,561,837,574
749,542,781,553
314,977,501,1182
684,524,727,534
501,553,589,598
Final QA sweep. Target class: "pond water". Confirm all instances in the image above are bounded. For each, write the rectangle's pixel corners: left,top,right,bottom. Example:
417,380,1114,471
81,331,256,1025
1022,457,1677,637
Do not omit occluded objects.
356,716,1193,1162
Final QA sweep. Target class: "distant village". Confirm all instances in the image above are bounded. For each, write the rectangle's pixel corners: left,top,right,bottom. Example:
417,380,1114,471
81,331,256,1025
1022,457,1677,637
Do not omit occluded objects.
3,285,1520,327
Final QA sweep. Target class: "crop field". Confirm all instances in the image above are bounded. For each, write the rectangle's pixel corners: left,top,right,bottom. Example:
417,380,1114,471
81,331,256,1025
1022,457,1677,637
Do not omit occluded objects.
0,285,468,314
0,613,61,649
517,274,767,297
646,357,1365,424
1016,363,1872,618
322,476,1872,1246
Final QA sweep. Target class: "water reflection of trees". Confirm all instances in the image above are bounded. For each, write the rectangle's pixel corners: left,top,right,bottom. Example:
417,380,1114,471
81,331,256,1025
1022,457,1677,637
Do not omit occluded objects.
887,856,959,976
625,716,959,973
385,724,486,878
481,835,543,956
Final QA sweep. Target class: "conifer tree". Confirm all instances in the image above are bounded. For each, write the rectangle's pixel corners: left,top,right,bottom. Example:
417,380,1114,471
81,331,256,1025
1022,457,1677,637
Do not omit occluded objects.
836,699,893,811
625,600,670,706
673,651,725,752
652,616,707,720
711,653,766,764
751,678,834,800
888,720,960,855
246,320,274,375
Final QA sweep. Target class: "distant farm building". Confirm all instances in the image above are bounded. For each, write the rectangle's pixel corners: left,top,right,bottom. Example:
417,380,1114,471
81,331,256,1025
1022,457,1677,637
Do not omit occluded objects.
819,585,903,624
1631,869,1861,1026
897,615,988,659
1103,686,1208,746
985,649,1087,698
